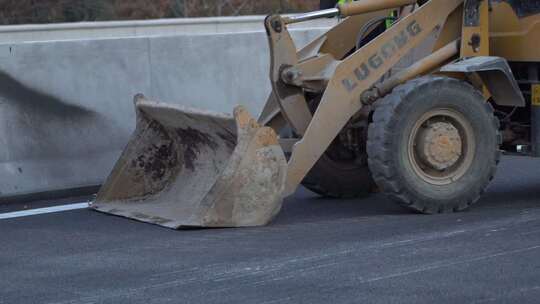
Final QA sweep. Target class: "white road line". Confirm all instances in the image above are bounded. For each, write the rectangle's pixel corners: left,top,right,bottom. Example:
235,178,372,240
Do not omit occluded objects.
0,202,90,220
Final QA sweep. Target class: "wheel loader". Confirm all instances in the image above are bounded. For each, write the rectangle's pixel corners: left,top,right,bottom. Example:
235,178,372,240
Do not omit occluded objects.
91,0,540,228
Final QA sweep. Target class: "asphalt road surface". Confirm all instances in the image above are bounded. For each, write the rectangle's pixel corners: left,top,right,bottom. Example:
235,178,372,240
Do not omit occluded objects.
2,156,540,304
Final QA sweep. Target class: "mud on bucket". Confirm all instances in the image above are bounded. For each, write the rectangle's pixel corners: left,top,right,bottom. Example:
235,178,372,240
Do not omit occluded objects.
91,95,287,228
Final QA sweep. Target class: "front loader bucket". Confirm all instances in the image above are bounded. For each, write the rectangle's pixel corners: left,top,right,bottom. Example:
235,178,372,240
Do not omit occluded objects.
91,95,287,228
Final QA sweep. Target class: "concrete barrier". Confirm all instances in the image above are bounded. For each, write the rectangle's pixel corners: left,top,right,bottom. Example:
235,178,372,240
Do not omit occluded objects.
0,17,330,200
0,16,336,43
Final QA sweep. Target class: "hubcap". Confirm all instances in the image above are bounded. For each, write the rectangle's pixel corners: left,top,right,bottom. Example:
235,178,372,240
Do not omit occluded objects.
408,109,475,185
416,121,462,171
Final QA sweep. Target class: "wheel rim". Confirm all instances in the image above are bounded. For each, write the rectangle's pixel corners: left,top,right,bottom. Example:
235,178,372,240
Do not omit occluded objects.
407,108,475,185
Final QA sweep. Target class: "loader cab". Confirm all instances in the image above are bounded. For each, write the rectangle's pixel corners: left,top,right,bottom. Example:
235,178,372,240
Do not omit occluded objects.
320,0,339,9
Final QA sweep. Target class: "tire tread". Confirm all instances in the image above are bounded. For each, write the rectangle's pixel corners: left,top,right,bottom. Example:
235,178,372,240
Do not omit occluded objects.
367,76,500,213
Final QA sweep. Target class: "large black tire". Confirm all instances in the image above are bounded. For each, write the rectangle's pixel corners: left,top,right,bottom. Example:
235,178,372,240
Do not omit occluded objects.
367,76,501,213
302,146,374,199
281,126,374,199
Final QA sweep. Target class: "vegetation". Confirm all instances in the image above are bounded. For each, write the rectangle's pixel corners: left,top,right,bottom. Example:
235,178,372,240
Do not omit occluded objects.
1,0,319,25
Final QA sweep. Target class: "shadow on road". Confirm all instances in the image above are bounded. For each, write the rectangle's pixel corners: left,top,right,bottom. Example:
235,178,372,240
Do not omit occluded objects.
274,188,410,225
274,156,540,225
